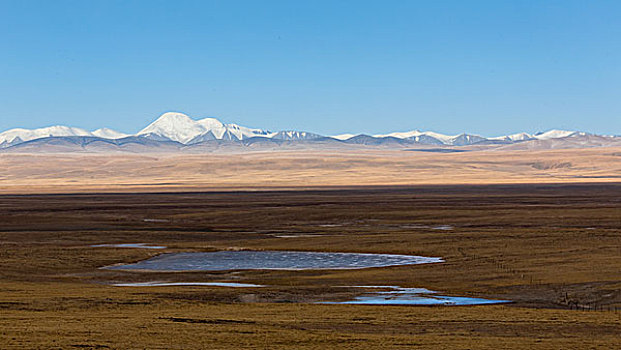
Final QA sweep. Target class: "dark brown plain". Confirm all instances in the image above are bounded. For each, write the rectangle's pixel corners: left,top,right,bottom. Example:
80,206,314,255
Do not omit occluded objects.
0,184,620,349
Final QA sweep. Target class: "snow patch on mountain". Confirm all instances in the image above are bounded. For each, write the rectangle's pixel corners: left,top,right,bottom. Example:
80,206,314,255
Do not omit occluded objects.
489,132,533,142
373,130,486,145
92,128,129,139
533,130,578,140
271,131,322,140
332,133,357,140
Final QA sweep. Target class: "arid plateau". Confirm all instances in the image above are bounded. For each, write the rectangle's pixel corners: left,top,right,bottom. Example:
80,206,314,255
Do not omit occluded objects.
1,146,620,193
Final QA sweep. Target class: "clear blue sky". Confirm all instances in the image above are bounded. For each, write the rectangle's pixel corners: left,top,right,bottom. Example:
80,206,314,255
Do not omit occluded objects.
1,0,619,136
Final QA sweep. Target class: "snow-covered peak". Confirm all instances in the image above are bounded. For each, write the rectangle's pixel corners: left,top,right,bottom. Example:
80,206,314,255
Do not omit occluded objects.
137,112,207,144
374,130,459,143
92,128,129,139
223,122,272,140
490,132,533,142
420,131,456,144
0,125,92,144
373,130,485,145
374,130,425,139
534,130,577,140
136,112,273,143
197,117,225,129
332,133,357,140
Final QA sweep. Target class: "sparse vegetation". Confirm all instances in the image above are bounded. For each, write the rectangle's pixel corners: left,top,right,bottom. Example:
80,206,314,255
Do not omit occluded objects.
0,185,620,349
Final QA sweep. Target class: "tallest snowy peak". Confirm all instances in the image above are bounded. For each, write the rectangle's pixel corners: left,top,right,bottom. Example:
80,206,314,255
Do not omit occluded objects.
137,112,271,144
144,112,204,134
153,112,194,123
137,112,217,144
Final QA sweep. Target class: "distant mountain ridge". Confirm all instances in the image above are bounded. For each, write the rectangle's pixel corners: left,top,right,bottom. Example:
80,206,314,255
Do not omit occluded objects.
0,111,617,151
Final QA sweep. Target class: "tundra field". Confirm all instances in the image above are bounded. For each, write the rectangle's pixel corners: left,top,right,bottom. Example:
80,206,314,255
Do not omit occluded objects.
0,184,620,349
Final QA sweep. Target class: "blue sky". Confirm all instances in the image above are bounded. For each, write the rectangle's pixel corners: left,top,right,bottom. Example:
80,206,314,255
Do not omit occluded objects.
0,0,619,136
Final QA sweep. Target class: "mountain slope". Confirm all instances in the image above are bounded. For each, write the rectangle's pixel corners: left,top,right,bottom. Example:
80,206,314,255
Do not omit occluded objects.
3,136,183,153
92,128,130,139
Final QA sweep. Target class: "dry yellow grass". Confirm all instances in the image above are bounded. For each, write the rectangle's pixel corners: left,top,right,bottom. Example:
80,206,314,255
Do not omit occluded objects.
1,147,620,193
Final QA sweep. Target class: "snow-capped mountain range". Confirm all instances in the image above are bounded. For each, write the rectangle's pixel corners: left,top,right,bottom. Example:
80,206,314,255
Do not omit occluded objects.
0,112,616,149
0,126,130,147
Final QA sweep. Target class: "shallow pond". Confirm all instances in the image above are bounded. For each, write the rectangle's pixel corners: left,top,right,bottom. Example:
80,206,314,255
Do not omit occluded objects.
326,286,510,306
105,251,443,271
91,243,167,249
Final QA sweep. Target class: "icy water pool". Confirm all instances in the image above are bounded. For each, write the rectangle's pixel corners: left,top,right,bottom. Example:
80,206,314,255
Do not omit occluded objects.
325,286,510,306
105,251,443,271
91,243,166,249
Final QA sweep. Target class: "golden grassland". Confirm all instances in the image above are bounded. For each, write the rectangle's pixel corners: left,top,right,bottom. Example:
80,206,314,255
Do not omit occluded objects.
0,186,620,349
0,146,620,193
